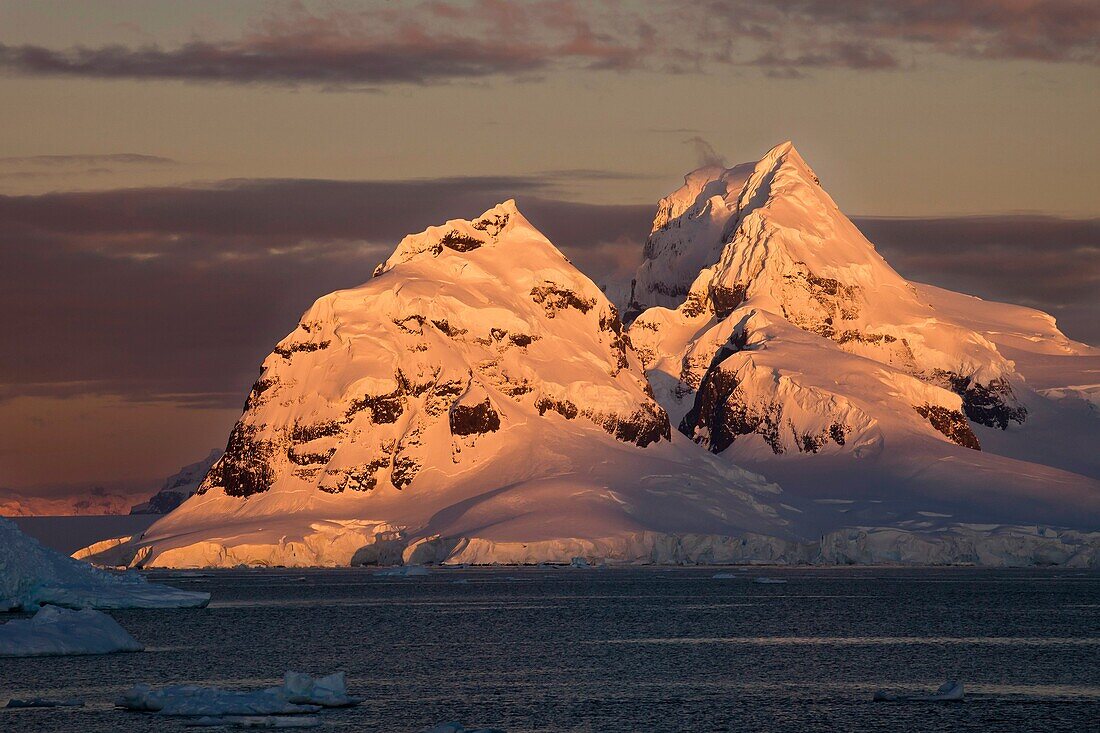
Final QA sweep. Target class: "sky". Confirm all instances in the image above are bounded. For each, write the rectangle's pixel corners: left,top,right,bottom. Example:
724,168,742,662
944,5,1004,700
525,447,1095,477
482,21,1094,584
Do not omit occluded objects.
1,0,1097,509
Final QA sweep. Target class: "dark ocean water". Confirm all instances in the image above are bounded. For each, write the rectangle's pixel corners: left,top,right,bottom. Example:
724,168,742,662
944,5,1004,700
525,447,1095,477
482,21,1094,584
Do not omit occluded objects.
1,567,1097,732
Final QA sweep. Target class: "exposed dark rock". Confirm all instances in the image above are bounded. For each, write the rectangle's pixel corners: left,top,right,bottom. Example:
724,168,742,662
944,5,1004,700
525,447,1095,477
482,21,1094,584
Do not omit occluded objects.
449,398,501,436
439,230,484,252
321,458,391,493
914,403,982,450
290,420,344,443
425,379,467,417
499,379,534,398
390,454,419,489
535,396,579,420
203,423,278,497
243,376,278,411
288,446,337,466
471,212,509,236
679,367,790,455
396,367,440,397
393,314,426,335
680,291,708,318
585,404,671,447
598,306,632,373
709,283,746,320
508,333,536,347
346,389,405,424
530,283,596,318
273,340,331,359
932,371,1027,430
431,319,467,337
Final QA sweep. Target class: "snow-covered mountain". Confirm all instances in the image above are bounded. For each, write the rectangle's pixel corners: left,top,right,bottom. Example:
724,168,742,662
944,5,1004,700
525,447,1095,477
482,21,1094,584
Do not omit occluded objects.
129,449,222,514
628,141,1100,532
104,201,794,567
75,145,1099,568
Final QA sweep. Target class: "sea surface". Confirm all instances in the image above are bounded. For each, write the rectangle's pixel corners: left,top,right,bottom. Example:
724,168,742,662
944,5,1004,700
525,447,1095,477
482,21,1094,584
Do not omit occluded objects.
1,567,1098,732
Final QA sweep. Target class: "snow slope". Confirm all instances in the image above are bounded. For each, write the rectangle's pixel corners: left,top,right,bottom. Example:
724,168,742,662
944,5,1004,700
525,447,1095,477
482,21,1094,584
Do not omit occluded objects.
628,141,1099,531
99,201,791,567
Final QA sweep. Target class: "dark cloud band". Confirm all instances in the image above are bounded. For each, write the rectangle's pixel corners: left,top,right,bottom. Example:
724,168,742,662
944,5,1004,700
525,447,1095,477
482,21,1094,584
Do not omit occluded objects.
1,177,1094,410
0,0,1093,88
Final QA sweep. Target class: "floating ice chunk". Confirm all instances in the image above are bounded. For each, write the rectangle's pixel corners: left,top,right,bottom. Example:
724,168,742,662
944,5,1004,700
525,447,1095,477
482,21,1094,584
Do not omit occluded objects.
712,572,738,579
5,697,84,708
117,684,320,716
118,672,360,717
421,723,506,733
0,605,143,657
752,577,787,584
873,680,964,702
569,557,590,568
374,565,430,577
281,671,360,707
0,517,209,610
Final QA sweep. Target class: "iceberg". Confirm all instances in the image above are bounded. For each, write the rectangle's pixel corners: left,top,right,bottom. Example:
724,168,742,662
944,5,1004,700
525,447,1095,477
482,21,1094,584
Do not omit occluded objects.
873,680,964,702
752,577,787,584
281,671,360,707
0,516,209,610
117,671,361,717
0,605,142,657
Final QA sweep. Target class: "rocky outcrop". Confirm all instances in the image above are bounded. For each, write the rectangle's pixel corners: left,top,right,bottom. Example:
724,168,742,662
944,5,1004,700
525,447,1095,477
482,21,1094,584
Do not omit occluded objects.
913,404,981,450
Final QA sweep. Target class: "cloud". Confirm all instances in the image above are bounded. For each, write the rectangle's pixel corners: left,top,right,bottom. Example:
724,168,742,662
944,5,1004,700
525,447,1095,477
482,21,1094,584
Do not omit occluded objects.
0,0,1092,88
0,1,653,88
2,178,1095,414
0,176,650,408
0,153,178,168
854,215,1100,341
683,136,726,168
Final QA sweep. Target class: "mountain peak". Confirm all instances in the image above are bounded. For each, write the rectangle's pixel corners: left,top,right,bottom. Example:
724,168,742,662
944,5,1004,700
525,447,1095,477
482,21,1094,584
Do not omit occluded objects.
376,199,542,275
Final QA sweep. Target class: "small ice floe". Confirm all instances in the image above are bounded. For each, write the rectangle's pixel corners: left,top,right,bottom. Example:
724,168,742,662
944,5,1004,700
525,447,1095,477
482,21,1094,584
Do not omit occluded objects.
752,577,787,584
712,573,738,579
5,698,84,708
873,680,964,702
569,557,590,568
374,565,430,577
0,605,143,657
185,716,322,728
451,579,470,585
421,722,506,733
117,671,361,717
